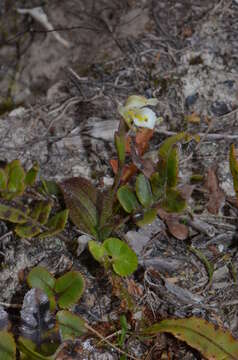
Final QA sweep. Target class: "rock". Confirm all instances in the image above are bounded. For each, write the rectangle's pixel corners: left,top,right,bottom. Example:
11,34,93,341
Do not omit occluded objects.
125,218,164,255
20,288,54,342
211,101,230,116
213,265,229,282
77,235,92,256
9,107,27,118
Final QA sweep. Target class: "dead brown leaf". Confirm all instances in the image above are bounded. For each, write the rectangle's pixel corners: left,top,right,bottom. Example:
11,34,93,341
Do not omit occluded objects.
186,112,201,123
179,184,195,202
157,208,188,240
205,167,225,214
166,219,189,240
136,128,154,155
110,158,118,174
126,278,143,297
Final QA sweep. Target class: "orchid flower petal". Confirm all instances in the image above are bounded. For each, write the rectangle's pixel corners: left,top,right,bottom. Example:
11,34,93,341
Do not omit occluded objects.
125,95,158,109
131,107,157,129
118,105,133,126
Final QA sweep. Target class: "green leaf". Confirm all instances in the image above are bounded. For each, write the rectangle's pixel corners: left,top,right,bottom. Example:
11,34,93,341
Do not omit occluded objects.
190,246,214,284
115,119,126,166
117,185,139,213
31,201,52,225
0,169,7,191
0,331,16,360
15,201,53,239
150,172,165,199
5,160,25,199
18,337,53,360
103,238,138,276
136,174,153,208
0,200,28,224
152,145,179,195
27,267,56,311
142,317,238,360
166,145,178,188
136,208,157,227
39,209,68,239
88,240,106,262
40,179,61,197
15,221,41,239
229,144,238,197
56,310,87,340
60,177,98,238
158,132,189,160
115,134,126,166
25,162,39,186
98,190,114,240
161,188,186,213
118,315,128,347
54,271,85,309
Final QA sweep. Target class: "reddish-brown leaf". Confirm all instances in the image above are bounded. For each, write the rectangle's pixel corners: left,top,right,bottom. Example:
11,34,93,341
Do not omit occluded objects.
131,145,155,178
110,160,137,184
125,135,131,153
178,184,195,202
126,279,143,297
136,128,154,155
166,219,189,240
110,159,118,174
205,167,225,214
121,164,138,183
157,208,188,240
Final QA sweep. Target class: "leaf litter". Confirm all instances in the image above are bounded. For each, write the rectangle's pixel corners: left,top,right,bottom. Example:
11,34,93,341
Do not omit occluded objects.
0,0,238,358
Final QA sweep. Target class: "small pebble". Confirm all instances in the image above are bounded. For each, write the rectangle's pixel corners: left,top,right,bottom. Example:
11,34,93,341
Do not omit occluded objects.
218,244,224,253
223,80,235,88
185,93,199,108
211,101,230,116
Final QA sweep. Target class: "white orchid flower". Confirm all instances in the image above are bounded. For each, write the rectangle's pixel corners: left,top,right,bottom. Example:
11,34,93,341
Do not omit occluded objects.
118,95,159,129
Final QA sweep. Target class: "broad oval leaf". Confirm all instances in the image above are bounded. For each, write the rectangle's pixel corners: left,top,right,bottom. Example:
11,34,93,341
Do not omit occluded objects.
5,160,25,199
143,317,238,360
166,219,188,240
150,172,165,199
40,179,61,196
0,200,28,224
88,240,106,262
136,174,153,208
0,331,16,360
25,162,39,187
161,188,186,213
117,185,139,213
54,271,84,309
56,310,87,340
15,221,41,239
31,201,52,225
158,132,189,160
39,209,69,239
27,267,56,311
136,208,157,227
60,177,98,238
18,337,53,360
98,190,114,240
15,201,53,239
103,238,138,276
230,144,238,197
